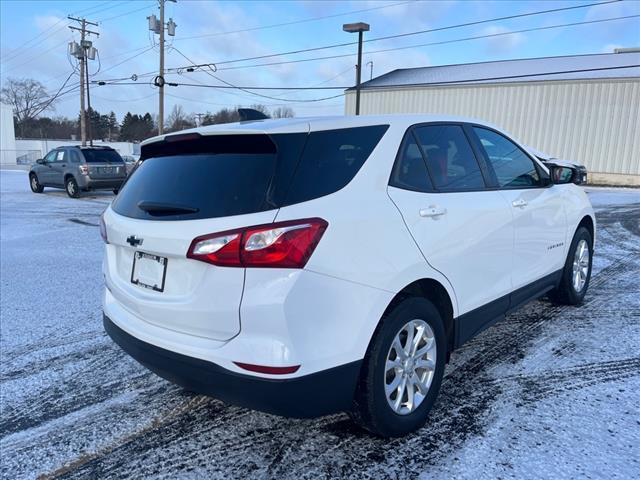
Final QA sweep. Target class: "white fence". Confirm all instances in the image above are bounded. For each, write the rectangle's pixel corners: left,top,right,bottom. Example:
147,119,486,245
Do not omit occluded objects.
0,150,41,165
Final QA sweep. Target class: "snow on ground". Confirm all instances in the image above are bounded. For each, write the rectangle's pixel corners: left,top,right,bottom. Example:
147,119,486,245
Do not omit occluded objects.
0,170,638,479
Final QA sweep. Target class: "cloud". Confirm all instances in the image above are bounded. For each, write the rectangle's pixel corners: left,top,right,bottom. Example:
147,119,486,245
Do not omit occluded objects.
481,25,525,55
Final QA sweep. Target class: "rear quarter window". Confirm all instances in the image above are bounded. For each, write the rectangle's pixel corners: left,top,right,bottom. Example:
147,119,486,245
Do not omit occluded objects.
283,125,389,206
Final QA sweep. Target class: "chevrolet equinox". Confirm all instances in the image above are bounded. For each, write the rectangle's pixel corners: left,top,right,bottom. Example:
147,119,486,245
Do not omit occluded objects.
102,115,595,437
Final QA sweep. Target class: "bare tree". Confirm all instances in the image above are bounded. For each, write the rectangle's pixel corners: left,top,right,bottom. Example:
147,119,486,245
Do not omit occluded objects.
271,106,295,118
166,104,196,133
248,104,269,115
1,78,53,135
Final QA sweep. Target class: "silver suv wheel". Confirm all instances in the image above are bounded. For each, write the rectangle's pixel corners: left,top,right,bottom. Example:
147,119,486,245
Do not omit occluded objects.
384,319,437,415
66,179,76,196
572,239,589,292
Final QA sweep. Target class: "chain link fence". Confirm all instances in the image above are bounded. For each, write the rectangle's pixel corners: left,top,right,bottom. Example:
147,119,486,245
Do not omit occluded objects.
0,150,42,166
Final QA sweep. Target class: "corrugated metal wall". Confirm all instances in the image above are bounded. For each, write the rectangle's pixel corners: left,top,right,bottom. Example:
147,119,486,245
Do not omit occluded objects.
345,79,640,177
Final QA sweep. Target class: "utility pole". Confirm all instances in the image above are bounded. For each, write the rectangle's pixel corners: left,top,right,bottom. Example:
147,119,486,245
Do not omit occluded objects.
149,1,177,135
367,61,374,81
194,113,205,126
343,22,370,116
68,17,98,146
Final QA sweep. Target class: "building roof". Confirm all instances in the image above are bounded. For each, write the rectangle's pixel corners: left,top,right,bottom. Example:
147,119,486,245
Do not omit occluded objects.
355,52,640,90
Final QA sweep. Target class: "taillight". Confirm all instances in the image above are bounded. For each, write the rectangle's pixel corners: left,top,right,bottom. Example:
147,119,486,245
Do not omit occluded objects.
187,218,328,268
99,212,108,243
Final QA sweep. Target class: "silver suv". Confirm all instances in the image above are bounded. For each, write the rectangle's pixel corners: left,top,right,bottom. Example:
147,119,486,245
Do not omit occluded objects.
29,146,127,198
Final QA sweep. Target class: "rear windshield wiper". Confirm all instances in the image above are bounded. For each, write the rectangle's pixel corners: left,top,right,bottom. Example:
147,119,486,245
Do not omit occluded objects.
137,201,200,215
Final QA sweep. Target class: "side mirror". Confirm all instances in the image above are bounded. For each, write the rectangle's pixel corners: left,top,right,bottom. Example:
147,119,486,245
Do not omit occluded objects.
550,165,575,185
36,158,45,165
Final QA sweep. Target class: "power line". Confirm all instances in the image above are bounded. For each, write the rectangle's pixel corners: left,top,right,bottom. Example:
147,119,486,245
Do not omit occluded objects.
96,79,347,102
170,47,346,102
165,92,344,109
99,46,156,75
212,14,640,71
353,64,640,89
164,82,349,90
107,64,639,90
92,13,639,84
1,2,151,67
99,2,157,23
367,0,621,44
177,0,621,68
174,1,413,42
30,71,77,118
92,92,157,103
11,83,81,118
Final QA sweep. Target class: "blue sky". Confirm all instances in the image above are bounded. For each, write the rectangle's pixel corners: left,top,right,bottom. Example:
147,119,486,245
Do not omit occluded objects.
1,0,639,121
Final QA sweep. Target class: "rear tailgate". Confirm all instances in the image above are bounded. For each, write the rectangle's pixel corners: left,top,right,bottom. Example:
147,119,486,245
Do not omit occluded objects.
104,208,276,341
104,131,308,341
88,163,127,179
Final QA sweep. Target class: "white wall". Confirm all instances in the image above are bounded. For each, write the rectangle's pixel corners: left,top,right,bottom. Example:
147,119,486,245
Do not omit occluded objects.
0,103,17,164
345,79,640,184
14,139,136,162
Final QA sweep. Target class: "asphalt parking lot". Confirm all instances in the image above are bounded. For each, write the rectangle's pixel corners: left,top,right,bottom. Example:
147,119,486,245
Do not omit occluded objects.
1,169,638,479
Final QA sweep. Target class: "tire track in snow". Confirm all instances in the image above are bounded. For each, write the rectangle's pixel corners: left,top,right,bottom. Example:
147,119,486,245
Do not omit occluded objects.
47,237,639,480
4,186,637,479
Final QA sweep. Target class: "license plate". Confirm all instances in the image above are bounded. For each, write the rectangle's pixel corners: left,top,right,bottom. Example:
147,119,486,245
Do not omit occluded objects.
100,167,114,174
131,252,168,292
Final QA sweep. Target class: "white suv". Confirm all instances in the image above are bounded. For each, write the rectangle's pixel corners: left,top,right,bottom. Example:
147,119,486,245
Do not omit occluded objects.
101,115,595,437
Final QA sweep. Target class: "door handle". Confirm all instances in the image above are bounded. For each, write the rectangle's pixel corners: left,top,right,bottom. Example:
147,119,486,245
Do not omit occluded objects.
420,206,447,218
61,164,66,167
512,199,528,208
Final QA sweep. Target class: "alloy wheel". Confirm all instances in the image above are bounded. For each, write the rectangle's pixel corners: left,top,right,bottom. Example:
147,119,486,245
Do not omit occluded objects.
572,239,589,292
384,319,437,415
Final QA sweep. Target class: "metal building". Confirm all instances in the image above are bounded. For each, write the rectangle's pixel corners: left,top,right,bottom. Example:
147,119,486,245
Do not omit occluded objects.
345,52,640,185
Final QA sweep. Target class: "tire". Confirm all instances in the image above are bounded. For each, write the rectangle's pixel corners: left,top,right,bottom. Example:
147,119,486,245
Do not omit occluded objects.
65,176,80,198
29,173,44,193
350,297,447,437
549,226,593,305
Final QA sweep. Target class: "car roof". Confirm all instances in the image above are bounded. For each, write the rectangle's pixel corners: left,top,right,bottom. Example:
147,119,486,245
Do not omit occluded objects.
58,145,115,150
141,114,501,146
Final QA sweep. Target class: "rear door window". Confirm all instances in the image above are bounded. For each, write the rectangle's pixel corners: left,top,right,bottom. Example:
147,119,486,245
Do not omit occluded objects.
81,149,124,163
413,125,486,191
69,150,82,163
283,125,388,205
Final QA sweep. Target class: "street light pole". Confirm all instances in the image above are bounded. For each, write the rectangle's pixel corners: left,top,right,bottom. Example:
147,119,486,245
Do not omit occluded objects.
343,22,370,116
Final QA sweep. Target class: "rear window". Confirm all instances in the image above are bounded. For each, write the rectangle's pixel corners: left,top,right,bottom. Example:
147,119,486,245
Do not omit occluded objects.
112,126,388,221
81,149,124,163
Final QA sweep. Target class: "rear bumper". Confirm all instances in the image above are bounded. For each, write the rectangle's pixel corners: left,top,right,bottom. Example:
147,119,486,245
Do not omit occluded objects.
104,314,361,418
78,177,125,190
